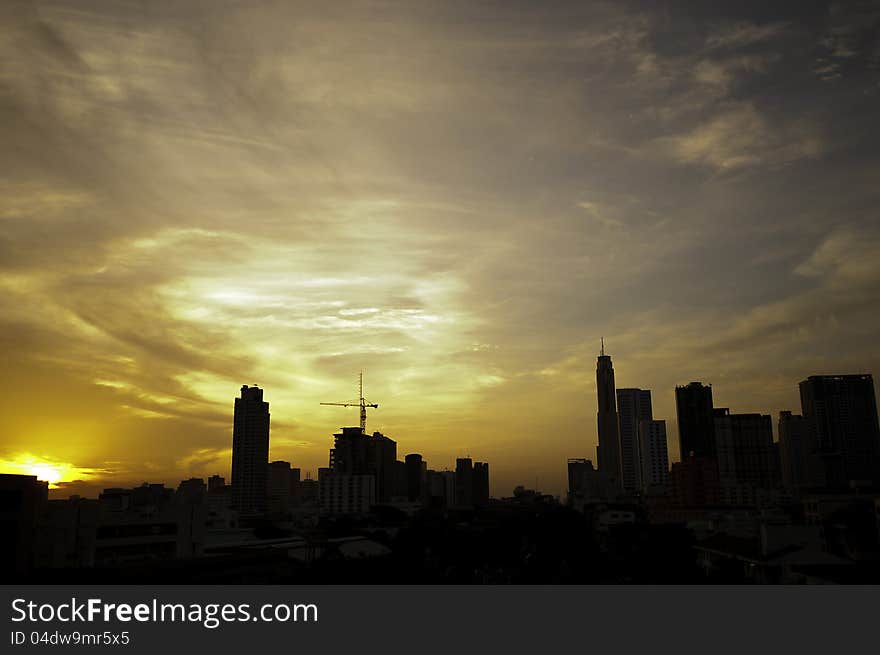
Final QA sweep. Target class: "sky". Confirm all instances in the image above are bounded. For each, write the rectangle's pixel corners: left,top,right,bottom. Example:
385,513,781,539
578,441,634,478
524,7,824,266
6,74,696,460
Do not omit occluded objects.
1,0,879,498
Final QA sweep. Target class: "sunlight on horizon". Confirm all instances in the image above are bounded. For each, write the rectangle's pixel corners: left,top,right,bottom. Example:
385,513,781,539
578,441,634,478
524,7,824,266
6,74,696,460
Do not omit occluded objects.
0,453,98,488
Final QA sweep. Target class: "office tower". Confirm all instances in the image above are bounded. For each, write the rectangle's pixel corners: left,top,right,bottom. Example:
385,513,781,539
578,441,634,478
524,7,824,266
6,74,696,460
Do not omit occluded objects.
405,453,426,503
638,419,669,493
207,475,226,492
473,462,490,508
392,460,408,498
567,458,592,500
368,432,397,503
675,381,716,458
778,411,809,492
231,385,270,514
617,388,653,493
455,457,474,507
267,461,293,514
596,341,621,479
799,375,880,488
713,409,777,505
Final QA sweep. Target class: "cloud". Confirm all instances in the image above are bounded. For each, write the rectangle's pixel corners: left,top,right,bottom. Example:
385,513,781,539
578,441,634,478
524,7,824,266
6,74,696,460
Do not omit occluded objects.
0,1,878,495
656,103,823,170
705,22,790,50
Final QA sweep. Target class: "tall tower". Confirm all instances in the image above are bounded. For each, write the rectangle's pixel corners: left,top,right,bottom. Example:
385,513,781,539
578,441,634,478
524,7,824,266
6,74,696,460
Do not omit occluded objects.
617,388,653,494
799,374,880,488
675,381,715,459
231,385,270,514
596,339,621,480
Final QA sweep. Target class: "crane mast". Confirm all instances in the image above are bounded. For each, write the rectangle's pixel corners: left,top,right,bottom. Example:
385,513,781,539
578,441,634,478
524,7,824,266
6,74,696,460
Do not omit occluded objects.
320,371,379,432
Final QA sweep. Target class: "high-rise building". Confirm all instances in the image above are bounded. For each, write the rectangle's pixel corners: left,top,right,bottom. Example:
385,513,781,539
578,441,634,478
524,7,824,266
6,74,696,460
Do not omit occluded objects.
473,462,490,508
675,381,716,459
368,432,397,503
713,409,778,505
427,469,455,508
638,419,669,493
799,374,880,488
231,385,270,514
329,427,397,503
267,460,293,514
455,457,474,507
405,453,426,503
596,341,621,480
617,388,653,493
778,411,809,492
0,474,48,577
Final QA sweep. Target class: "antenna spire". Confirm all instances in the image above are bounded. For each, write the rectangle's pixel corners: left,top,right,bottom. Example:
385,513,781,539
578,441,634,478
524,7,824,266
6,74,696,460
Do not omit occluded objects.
600,336,605,356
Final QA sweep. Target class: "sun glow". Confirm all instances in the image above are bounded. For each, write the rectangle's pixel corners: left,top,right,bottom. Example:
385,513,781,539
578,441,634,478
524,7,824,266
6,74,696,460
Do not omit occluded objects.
0,453,97,488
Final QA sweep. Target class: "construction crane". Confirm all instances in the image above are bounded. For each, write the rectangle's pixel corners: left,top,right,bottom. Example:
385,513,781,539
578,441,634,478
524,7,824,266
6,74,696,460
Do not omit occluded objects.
320,371,378,433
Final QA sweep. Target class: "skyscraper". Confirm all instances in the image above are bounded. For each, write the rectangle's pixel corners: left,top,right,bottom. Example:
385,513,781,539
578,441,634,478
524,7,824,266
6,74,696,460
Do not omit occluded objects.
596,340,621,480
713,408,777,505
231,385,270,514
778,411,809,492
473,462,490,508
455,457,474,507
799,375,880,488
638,419,670,493
329,427,397,503
616,388,653,494
405,453,426,503
675,382,716,459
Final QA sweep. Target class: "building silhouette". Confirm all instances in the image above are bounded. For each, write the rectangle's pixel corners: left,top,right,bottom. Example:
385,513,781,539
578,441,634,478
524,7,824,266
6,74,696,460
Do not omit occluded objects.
318,467,375,515
596,341,621,480
267,460,299,514
670,456,720,507
638,419,669,494
455,457,474,507
676,381,716,458
713,408,778,505
778,411,809,492
329,427,398,503
566,458,618,509
427,469,455,507
0,474,48,577
176,477,207,504
473,462,490,508
405,453,426,503
231,385,270,514
617,388,653,494
799,374,880,489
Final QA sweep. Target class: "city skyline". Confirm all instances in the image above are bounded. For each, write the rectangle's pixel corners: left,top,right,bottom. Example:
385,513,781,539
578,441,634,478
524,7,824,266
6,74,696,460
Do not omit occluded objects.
2,360,876,499
3,1,880,497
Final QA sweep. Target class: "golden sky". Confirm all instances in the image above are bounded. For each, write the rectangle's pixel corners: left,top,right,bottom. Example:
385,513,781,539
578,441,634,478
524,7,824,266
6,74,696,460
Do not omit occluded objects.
2,1,880,497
